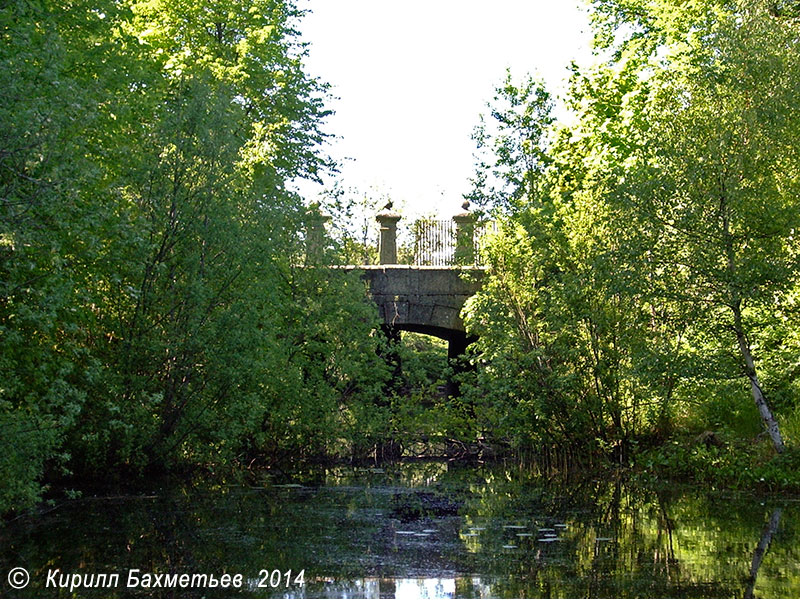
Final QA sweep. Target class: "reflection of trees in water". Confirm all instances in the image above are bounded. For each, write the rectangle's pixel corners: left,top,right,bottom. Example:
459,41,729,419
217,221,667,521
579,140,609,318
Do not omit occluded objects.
453,470,791,598
4,484,367,597
2,465,799,598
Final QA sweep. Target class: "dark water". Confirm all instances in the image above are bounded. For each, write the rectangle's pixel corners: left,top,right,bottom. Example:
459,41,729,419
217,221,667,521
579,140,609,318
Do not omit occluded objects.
1,462,798,598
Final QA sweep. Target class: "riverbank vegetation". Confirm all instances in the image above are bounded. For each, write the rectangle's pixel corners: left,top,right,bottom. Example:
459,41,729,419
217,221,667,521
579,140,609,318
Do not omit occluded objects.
0,0,392,513
459,0,800,488
3,0,800,515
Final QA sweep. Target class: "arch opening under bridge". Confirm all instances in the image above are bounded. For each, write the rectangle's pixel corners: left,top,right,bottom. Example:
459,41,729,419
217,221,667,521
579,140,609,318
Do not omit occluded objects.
360,264,484,364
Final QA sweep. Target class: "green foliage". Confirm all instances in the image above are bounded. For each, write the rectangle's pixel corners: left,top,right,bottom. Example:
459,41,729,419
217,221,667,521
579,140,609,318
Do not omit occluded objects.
0,0,392,513
466,70,554,214
0,0,118,511
338,332,476,459
397,332,448,391
4,0,800,514
462,0,800,460
320,184,388,265
777,402,800,446
636,437,800,491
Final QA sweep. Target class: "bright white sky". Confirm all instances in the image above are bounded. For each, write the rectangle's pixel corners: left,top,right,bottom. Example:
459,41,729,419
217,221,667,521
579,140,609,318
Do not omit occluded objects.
296,0,593,219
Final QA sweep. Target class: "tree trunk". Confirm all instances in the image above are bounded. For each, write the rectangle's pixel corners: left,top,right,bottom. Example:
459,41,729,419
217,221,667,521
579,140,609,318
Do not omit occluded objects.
733,304,785,454
721,193,785,454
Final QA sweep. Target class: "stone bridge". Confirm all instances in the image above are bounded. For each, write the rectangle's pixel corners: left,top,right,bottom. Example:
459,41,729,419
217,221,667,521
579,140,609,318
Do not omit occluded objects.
307,203,488,372
360,265,485,360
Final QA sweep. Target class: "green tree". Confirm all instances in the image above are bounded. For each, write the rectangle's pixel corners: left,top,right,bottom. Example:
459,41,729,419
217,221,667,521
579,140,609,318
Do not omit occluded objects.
466,70,553,214
585,0,800,452
463,0,800,457
463,67,653,451
0,0,125,511
0,0,389,512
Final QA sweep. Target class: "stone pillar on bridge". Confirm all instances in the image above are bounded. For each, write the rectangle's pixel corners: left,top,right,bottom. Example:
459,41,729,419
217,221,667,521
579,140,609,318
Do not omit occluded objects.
305,203,331,265
453,201,476,266
376,210,401,265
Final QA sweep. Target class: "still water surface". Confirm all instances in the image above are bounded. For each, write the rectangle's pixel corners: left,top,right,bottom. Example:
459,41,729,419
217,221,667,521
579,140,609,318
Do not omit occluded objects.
1,462,798,598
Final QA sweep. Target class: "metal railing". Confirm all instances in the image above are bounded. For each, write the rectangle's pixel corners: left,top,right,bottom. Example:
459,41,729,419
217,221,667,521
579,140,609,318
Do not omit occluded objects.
412,219,456,266
411,218,496,266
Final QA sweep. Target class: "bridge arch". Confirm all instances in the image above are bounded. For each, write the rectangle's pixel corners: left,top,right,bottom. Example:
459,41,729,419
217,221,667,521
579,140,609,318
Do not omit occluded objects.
360,265,485,361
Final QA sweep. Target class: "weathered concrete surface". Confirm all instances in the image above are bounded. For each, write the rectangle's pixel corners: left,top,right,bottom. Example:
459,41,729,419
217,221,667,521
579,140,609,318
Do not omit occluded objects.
357,265,486,340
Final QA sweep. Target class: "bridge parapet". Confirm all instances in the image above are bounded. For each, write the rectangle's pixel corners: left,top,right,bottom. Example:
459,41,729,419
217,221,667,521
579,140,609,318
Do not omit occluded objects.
376,201,488,267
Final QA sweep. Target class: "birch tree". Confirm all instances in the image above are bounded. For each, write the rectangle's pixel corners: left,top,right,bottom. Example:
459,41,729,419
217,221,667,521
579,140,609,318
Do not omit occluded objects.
588,0,800,452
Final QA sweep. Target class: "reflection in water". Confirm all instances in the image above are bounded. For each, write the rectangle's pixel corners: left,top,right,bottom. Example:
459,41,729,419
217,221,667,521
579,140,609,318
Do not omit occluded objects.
286,577,459,599
395,577,454,599
745,508,782,599
0,463,798,598
306,577,466,599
